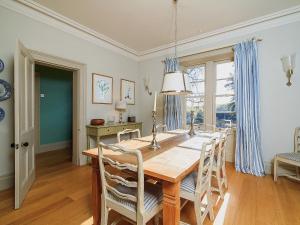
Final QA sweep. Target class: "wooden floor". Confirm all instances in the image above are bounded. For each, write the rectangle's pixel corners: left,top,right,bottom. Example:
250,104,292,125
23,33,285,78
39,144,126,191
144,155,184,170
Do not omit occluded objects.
1,149,300,225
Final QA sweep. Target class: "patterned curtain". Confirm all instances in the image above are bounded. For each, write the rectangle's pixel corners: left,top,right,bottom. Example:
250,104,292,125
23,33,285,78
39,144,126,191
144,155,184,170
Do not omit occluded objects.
234,40,265,176
163,58,182,130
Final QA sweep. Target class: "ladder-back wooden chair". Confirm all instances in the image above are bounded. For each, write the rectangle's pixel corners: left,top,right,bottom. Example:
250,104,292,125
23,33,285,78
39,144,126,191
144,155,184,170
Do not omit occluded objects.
211,129,230,199
274,127,300,182
98,142,162,225
180,139,216,225
156,124,167,133
117,129,141,143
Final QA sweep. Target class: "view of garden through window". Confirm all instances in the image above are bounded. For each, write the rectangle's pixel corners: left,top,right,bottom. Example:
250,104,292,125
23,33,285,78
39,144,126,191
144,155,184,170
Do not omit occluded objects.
186,61,236,128
216,61,236,128
186,66,205,125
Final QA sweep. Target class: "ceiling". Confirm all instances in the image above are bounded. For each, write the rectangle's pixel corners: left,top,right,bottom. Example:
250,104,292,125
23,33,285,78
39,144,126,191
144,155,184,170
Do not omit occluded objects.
32,0,300,52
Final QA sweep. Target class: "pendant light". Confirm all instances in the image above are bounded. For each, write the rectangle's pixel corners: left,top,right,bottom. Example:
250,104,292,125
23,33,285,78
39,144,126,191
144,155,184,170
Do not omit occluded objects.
161,0,192,95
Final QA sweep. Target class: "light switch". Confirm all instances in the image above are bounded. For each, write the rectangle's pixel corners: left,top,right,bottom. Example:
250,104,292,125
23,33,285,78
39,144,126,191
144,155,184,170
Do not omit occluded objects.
40,94,45,98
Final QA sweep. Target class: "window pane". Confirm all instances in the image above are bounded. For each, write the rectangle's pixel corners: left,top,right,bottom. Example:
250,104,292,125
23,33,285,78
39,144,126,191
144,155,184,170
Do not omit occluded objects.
217,61,234,79
190,81,204,96
186,65,205,126
186,98,204,125
187,66,205,81
216,78,234,95
216,96,236,128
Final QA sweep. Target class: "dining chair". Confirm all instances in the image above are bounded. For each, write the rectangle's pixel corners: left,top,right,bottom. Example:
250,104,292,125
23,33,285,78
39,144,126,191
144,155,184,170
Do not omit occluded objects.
117,128,141,143
211,129,230,199
274,127,300,182
194,124,216,133
98,142,162,225
156,124,167,133
180,139,216,225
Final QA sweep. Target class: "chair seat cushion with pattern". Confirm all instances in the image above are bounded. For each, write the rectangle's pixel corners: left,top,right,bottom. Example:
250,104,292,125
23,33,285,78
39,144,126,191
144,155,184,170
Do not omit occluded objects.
107,183,163,213
181,171,198,194
277,152,300,162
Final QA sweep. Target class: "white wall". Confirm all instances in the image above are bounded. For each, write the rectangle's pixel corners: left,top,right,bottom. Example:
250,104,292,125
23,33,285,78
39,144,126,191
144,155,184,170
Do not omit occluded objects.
139,21,300,173
0,6,140,186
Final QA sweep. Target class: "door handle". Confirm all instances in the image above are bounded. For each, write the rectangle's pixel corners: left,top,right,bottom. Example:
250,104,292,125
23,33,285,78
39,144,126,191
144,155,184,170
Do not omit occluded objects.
21,142,29,147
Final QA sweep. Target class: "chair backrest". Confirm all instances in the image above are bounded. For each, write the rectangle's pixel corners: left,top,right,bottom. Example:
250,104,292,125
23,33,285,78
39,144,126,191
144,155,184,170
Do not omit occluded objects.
295,127,300,153
98,142,144,217
216,131,229,168
157,124,167,133
204,124,216,132
117,128,141,143
195,139,216,196
194,123,216,132
218,128,231,163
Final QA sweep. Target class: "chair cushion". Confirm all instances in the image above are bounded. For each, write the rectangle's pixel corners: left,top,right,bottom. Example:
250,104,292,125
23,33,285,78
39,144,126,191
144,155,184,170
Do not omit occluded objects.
107,183,163,213
181,171,197,194
277,153,300,162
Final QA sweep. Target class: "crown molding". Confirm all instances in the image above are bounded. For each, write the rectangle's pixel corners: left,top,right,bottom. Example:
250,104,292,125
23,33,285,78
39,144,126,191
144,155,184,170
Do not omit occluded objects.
138,4,300,60
1,0,300,61
0,0,139,60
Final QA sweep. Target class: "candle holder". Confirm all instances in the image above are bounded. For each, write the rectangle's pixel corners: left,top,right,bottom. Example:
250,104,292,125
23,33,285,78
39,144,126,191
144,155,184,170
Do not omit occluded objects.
150,111,160,150
188,110,196,136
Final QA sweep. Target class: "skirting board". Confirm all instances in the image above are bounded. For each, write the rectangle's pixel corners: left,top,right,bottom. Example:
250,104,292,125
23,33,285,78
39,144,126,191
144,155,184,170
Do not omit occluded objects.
38,140,71,154
0,173,14,191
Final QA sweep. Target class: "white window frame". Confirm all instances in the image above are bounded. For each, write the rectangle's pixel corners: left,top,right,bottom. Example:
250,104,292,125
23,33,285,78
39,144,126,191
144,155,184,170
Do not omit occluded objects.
213,60,235,127
182,59,235,129
182,64,206,128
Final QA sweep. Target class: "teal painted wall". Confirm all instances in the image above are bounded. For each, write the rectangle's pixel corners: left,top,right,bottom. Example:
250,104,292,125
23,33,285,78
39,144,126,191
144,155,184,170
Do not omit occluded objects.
36,65,73,145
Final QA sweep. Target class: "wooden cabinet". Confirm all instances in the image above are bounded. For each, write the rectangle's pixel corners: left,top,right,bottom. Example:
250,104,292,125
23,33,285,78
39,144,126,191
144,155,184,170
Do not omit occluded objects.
86,122,143,149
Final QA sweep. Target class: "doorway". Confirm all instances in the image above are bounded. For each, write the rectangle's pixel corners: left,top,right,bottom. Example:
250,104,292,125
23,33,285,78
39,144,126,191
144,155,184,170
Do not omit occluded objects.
34,64,74,173
13,40,87,209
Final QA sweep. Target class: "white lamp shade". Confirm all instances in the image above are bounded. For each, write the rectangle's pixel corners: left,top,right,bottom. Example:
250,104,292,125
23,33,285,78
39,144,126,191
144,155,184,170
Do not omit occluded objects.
161,71,192,95
281,54,296,72
115,100,127,110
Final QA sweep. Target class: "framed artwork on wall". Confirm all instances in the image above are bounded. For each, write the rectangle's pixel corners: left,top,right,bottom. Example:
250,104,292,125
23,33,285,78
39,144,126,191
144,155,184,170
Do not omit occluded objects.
92,73,113,104
121,79,135,105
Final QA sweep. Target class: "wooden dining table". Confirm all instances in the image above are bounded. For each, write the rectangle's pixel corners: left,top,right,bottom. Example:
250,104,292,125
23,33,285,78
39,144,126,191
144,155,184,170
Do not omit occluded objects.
83,131,218,225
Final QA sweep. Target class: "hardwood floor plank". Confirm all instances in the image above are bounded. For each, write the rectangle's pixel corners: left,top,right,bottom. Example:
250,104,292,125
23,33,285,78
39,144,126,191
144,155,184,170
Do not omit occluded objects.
1,149,300,225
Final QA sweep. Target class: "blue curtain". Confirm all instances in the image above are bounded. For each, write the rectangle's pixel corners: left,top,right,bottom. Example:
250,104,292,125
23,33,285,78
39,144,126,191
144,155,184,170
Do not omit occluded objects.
234,40,265,176
163,58,182,130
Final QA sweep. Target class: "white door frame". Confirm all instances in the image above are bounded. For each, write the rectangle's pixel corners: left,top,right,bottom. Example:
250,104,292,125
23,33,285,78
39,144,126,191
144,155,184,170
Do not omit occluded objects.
30,50,87,165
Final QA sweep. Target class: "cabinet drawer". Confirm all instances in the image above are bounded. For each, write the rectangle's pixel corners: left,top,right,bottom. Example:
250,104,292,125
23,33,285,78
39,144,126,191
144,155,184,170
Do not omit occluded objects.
98,127,116,136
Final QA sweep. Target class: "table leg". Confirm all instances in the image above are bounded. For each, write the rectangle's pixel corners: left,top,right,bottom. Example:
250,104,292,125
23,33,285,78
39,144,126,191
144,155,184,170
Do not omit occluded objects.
91,158,101,225
163,181,181,225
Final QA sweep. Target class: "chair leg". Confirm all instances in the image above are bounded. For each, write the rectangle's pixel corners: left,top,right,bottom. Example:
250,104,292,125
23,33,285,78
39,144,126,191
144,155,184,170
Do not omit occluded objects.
154,215,160,225
194,201,202,225
296,166,300,178
216,169,224,199
274,158,278,182
137,213,145,225
207,189,214,221
222,164,228,188
101,197,108,225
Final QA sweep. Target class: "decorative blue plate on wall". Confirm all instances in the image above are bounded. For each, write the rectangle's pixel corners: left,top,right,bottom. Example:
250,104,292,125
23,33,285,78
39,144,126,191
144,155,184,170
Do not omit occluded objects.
0,107,5,122
0,79,12,101
0,59,4,72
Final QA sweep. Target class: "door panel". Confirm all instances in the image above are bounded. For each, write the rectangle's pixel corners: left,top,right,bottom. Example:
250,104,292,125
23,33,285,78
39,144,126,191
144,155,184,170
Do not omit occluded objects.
14,40,35,209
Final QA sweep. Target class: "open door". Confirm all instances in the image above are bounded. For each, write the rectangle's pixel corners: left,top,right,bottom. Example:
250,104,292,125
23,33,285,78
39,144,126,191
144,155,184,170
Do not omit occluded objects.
14,40,35,209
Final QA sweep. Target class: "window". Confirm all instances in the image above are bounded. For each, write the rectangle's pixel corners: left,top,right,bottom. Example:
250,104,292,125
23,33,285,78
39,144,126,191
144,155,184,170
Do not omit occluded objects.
215,61,236,128
186,66,205,126
183,57,236,129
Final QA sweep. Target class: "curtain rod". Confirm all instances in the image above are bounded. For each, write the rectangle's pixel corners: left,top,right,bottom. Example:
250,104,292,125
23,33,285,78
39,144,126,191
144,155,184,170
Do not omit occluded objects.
161,37,263,63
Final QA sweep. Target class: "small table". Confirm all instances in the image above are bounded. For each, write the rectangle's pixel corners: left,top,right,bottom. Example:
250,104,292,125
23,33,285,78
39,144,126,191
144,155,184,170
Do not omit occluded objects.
86,122,142,149
83,132,219,225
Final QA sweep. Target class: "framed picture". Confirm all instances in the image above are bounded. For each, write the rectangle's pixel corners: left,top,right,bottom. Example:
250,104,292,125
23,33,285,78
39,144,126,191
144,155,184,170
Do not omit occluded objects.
92,73,113,104
121,79,135,105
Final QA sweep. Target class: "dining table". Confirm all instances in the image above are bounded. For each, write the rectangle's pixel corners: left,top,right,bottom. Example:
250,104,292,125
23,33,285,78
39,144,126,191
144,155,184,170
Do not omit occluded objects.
82,130,220,225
